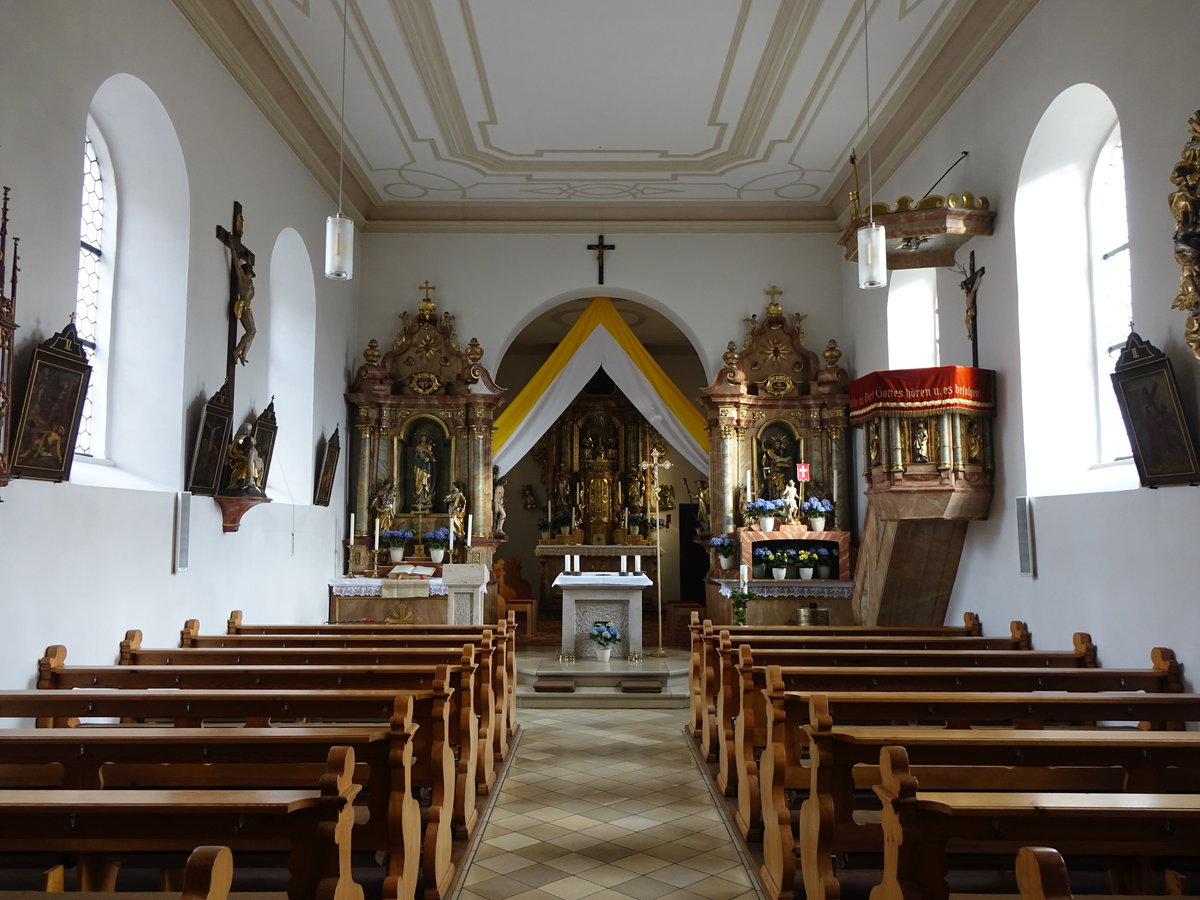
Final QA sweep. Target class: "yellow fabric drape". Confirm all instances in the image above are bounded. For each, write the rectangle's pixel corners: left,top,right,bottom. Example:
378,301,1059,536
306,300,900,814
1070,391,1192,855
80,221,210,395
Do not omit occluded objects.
493,297,709,454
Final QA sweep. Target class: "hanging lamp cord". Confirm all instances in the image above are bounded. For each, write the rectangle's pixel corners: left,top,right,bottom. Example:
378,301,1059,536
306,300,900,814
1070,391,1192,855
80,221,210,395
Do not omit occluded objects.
863,0,874,226
336,0,349,216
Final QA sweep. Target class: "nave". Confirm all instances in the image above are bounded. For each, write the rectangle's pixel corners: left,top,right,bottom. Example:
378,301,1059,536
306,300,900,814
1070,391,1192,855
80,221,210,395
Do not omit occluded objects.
454,708,762,900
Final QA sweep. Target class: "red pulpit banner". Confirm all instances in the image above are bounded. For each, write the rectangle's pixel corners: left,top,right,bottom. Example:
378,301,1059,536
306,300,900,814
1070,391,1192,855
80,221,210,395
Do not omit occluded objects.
849,366,995,422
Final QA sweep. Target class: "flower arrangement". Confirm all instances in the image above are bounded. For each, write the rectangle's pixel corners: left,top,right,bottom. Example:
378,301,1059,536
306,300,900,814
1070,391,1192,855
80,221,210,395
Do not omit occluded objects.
422,527,451,549
588,621,622,646
752,546,773,563
815,546,833,563
628,512,650,529
380,529,414,548
795,548,820,567
708,534,735,551
766,549,791,568
536,516,550,531
800,497,834,516
747,498,785,515
729,589,758,627
551,509,573,530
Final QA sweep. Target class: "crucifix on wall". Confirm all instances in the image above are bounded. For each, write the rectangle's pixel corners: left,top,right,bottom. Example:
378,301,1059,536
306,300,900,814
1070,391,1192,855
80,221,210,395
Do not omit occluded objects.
215,201,257,408
957,250,985,368
587,235,615,285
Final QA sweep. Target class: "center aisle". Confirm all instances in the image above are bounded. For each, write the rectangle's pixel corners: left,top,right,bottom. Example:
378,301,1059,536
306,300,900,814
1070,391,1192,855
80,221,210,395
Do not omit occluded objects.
453,707,763,900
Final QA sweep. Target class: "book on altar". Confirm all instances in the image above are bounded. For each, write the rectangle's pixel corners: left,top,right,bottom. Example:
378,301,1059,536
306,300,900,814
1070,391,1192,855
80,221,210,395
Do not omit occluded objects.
388,565,436,578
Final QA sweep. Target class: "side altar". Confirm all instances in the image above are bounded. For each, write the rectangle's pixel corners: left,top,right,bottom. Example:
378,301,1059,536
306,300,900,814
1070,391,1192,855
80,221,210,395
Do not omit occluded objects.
553,571,652,660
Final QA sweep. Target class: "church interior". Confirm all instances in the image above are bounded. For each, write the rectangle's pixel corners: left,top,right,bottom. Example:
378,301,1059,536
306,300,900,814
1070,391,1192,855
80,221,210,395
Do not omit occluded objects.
3,1,1200,898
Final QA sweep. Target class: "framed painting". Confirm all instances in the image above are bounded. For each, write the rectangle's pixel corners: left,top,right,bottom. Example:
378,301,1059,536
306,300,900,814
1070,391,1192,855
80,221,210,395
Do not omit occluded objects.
1111,331,1200,487
252,400,278,490
313,424,340,507
187,381,232,496
10,319,91,482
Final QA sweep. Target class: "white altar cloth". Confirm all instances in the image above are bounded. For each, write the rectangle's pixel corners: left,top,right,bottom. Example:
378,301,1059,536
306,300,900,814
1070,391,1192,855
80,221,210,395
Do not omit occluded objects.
553,572,651,658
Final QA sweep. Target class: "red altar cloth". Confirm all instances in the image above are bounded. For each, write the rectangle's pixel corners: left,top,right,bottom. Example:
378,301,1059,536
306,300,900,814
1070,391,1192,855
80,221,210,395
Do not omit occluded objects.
849,366,995,422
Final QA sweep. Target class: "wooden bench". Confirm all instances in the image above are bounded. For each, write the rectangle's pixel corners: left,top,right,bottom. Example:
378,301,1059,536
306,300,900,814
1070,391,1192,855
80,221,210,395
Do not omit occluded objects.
0,747,362,900
758,686,1200,900
721,635,1103,804
37,647,481,847
687,611,990,750
0,686,456,900
218,611,519,752
870,745,1200,900
20,844,238,899
122,631,502,796
996,846,1185,900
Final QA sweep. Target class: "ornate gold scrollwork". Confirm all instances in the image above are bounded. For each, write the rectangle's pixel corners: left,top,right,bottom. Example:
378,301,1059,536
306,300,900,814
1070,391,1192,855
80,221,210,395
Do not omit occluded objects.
720,425,735,439
408,371,443,395
764,373,794,396
1170,110,1200,359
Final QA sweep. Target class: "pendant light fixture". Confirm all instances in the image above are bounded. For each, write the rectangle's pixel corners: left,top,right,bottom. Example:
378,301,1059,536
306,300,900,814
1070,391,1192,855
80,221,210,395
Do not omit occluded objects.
324,0,354,280
857,0,887,290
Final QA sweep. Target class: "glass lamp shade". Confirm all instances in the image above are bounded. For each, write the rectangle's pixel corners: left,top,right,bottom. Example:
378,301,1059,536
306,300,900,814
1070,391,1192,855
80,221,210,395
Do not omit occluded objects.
857,222,888,289
324,213,354,280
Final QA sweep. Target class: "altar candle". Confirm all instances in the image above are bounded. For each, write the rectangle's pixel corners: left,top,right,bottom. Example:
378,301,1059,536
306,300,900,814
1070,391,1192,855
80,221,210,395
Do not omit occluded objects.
374,520,380,552
620,555,627,573
466,515,472,547
349,513,355,538
746,469,752,500
739,564,749,592
624,508,629,531
571,509,576,530
633,555,641,573
448,523,454,552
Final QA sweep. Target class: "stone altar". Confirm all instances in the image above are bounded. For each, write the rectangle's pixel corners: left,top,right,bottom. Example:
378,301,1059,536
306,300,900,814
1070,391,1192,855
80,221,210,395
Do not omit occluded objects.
553,571,651,659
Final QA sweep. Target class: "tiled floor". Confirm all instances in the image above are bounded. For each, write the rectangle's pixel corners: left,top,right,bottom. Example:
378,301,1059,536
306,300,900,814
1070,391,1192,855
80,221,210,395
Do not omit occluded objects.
454,707,764,900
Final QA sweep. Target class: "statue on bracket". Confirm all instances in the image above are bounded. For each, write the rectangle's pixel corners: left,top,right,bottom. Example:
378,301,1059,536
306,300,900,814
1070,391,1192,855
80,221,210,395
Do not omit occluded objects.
221,423,266,496
492,466,508,537
372,479,396,534
445,480,467,540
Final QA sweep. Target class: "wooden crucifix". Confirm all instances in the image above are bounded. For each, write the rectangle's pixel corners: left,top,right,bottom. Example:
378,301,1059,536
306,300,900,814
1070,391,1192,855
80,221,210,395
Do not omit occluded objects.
587,235,615,285
958,250,985,368
215,201,257,407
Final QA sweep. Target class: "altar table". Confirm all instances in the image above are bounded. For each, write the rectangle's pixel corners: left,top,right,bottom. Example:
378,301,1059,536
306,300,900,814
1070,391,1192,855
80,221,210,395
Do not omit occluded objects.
553,572,651,659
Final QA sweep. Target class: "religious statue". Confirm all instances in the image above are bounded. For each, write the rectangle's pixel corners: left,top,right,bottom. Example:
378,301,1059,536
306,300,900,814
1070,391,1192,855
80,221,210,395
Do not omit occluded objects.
445,481,466,541
912,419,930,463
625,467,645,513
958,251,985,367
761,439,791,499
411,431,436,513
224,212,258,367
868,420,881,466
781,479,800,523
492,465,507,537
372,479,396,534
554,472,572,512
657,484,676,511
688,478,710,534
223,423,265,495
522,483,538,509
966,419,983,463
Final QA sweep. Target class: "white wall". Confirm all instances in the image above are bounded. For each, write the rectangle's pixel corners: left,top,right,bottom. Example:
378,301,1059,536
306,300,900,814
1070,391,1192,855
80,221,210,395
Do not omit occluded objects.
0,1,357,692
844,0,1200,677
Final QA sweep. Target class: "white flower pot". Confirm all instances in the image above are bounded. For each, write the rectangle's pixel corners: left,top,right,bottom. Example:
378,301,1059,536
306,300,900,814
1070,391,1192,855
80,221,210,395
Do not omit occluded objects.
816,564,834,579
540,531,550,542
807,516,826,532
752,563,766,579
758,517,775,532
798,567,814,580
596,646,611,662
771,567,788,580
388,547,405,563
629,525,640,535
430,548,445,563
717,554,734,570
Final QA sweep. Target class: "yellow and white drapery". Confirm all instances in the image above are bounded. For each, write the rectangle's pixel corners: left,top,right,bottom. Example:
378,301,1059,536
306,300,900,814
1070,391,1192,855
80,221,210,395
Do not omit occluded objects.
492,297,709,474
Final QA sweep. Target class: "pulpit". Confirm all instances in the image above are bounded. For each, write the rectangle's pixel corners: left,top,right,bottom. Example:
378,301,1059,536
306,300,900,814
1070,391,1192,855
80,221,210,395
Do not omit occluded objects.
553,572,651,659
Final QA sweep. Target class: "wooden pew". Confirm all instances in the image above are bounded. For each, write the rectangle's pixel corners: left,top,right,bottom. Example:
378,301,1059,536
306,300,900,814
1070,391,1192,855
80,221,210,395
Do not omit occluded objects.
0,747,362,900
999,846,1184,900
0,686,456,900
25,845,238,900
37,646,481,846
758,685,1200,900
688,611,992,754
217,611,519,753
800,723,1200,900
721,635,1101,811
870,745,1200,900
0,720,423,900
122,631,501,796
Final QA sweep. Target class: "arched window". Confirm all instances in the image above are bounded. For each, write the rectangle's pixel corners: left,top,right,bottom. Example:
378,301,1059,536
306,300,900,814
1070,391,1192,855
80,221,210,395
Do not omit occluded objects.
887,268,939,369
1016,84,1135,496
75,126,116,457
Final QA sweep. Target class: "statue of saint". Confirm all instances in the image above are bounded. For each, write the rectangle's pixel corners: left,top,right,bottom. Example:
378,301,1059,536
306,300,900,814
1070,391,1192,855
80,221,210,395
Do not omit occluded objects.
626,467,645,513
912,420,930,463
224,423,265,495
372,479,396,534
411,432,436,512
492,466,508,537
522,483,538,509
781,479,800,523
445,481,467,540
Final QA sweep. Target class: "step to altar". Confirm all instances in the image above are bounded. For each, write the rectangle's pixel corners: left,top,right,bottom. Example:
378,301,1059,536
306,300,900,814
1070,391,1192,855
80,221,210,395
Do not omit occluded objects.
517,647,689,708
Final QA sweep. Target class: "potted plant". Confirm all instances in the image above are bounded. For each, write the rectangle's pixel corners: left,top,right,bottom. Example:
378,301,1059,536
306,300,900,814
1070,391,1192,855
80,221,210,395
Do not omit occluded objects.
747,497,784,531
536,516,550,541
752,545,772,579
814,546,836,578
627,512,649,535
729,588,758,627
708,534,736,570
767,548,790,580
795,547,819,580
551,509,573,534
422,527,451,563
380,529,414,563
588,620,622,661
800,496,834,532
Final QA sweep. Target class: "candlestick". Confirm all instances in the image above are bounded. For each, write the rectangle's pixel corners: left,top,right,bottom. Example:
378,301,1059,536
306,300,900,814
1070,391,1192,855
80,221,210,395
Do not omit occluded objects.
466,515,472,547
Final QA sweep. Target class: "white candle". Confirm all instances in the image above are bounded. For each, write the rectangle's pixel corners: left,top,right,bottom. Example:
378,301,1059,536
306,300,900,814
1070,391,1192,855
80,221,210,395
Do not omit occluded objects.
623,508,629,531
739,564,749,592
633,555,641,573
571,509,576,530
466,515,472,546
620,555,627,573
746,469,752,500
374,520,380,551
349,513,355,538
448,522,454,552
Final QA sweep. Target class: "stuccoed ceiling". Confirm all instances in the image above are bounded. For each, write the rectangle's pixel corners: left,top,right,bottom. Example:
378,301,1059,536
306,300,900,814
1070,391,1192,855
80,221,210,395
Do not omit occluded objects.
177,0,1034,233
